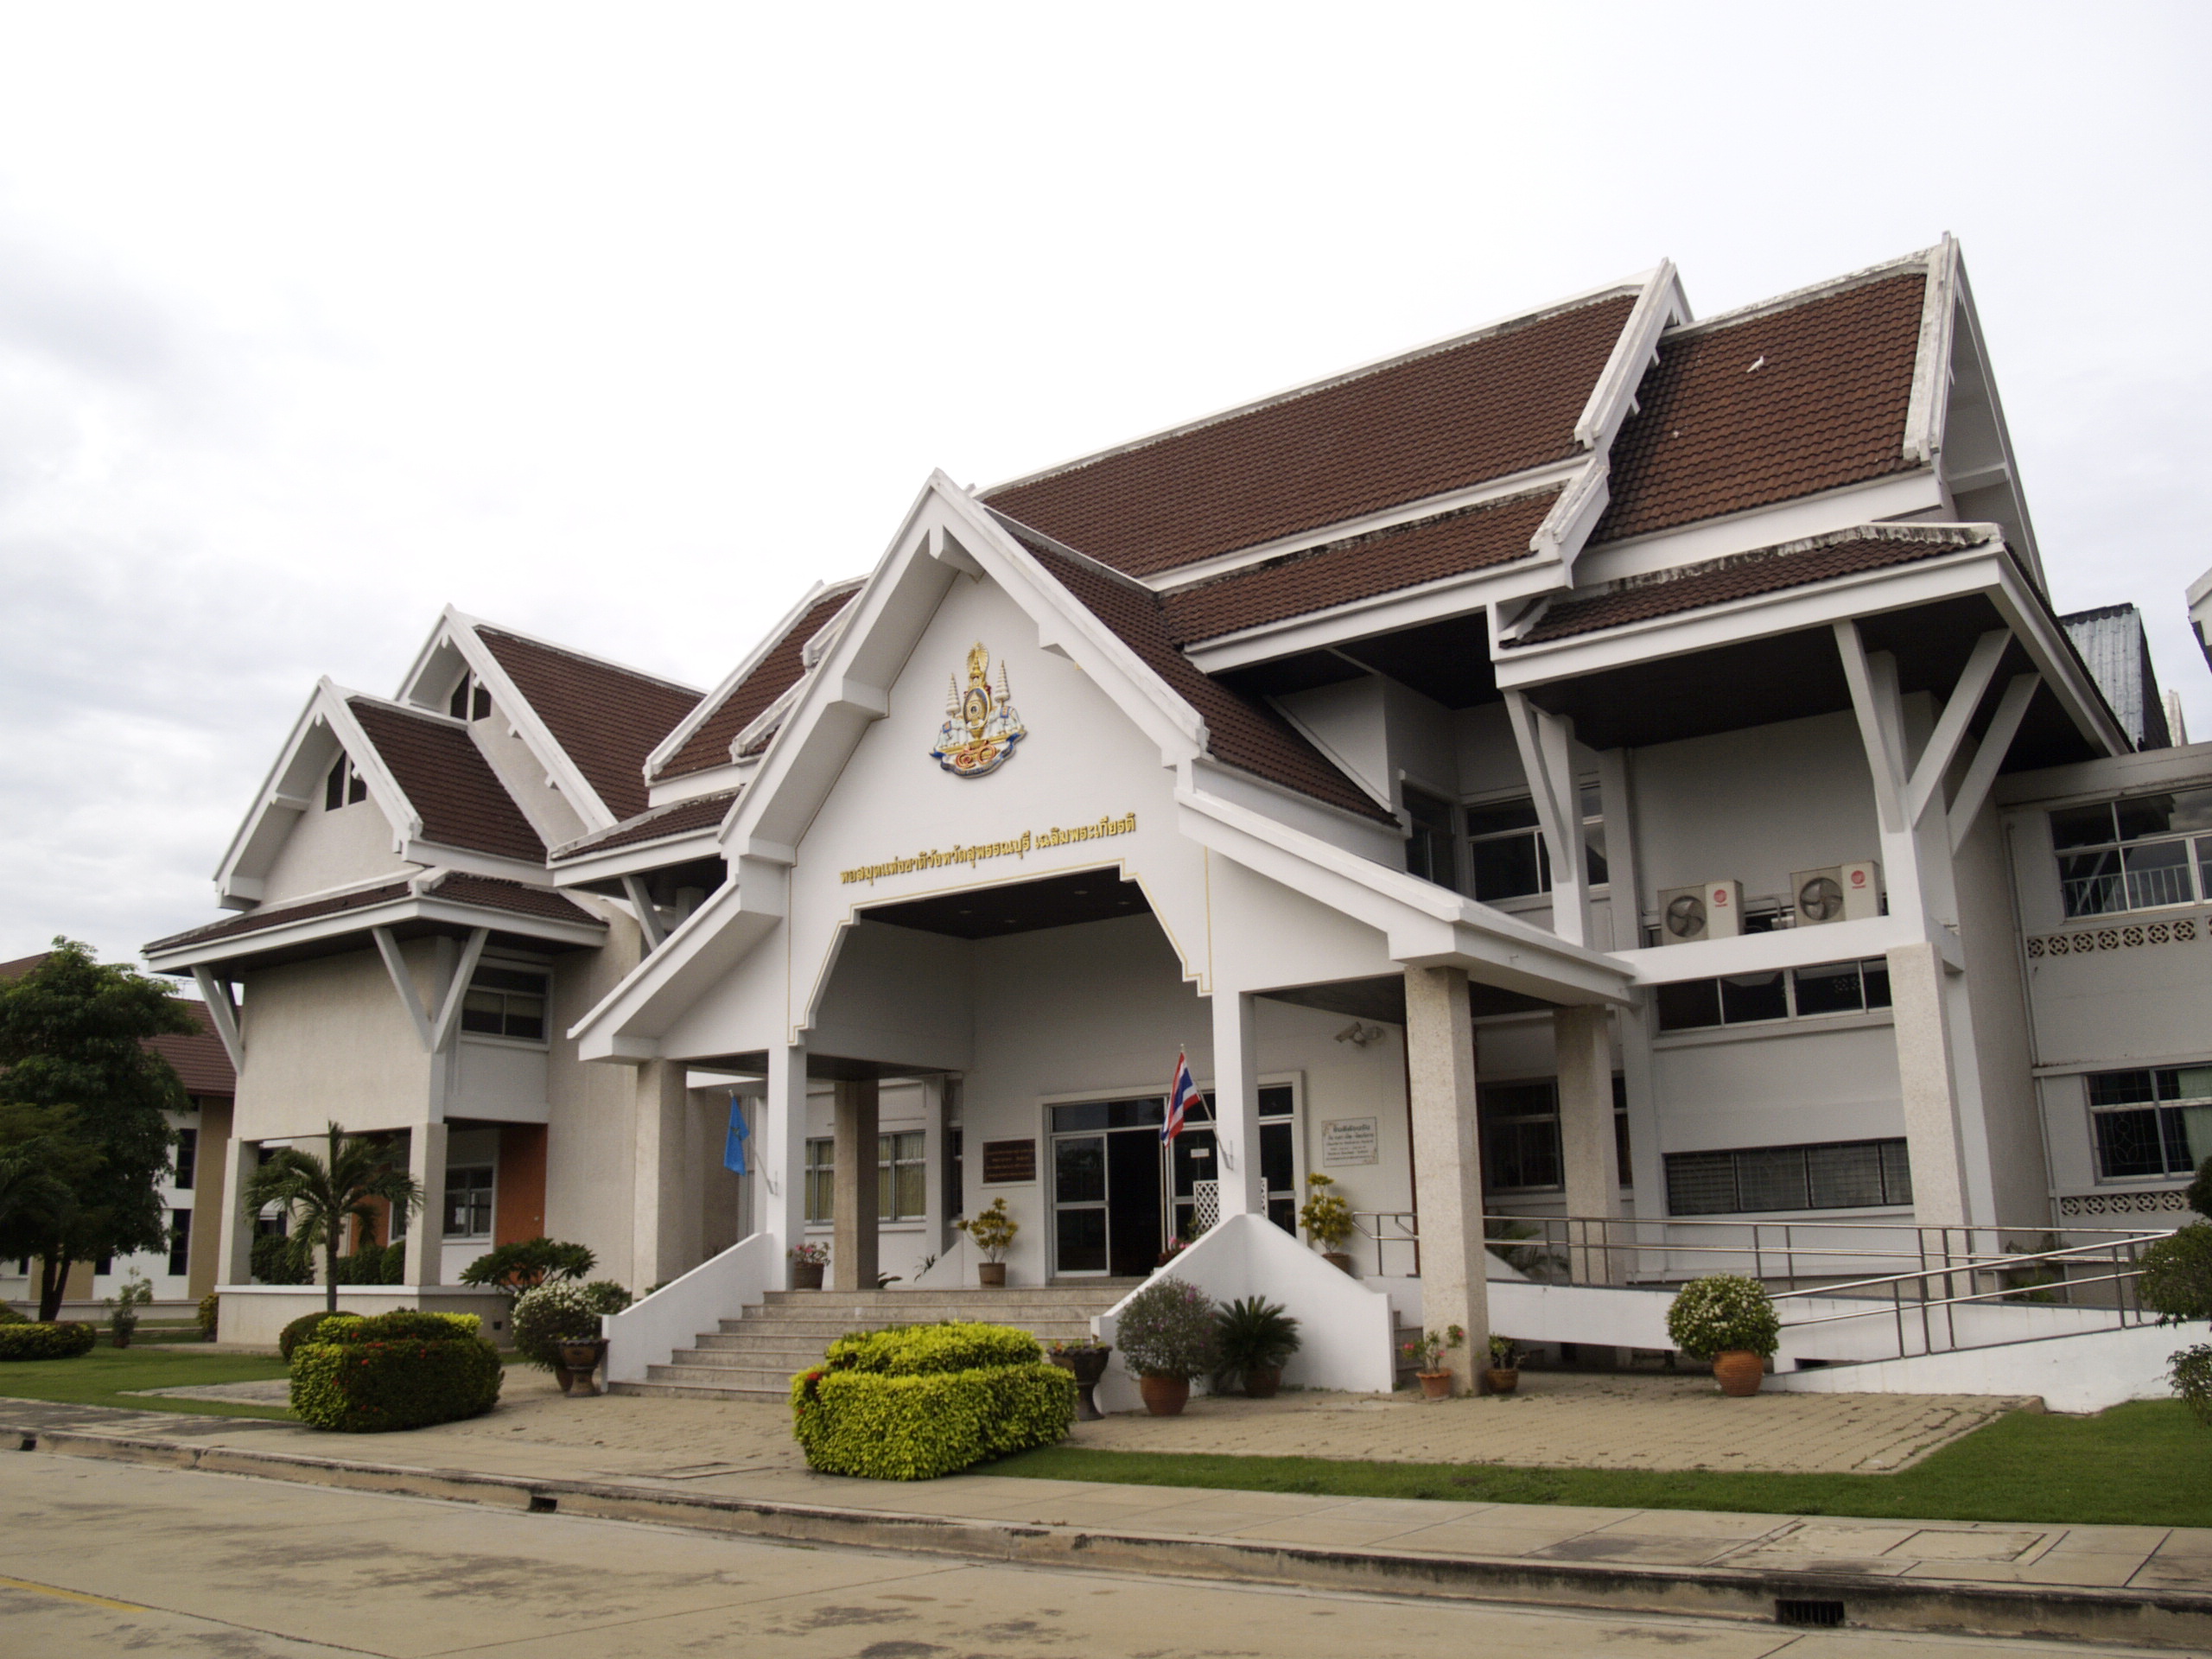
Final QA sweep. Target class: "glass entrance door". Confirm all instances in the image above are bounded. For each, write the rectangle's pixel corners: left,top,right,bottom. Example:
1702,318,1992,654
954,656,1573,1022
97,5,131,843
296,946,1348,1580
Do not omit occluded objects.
1051,1097,1166,1277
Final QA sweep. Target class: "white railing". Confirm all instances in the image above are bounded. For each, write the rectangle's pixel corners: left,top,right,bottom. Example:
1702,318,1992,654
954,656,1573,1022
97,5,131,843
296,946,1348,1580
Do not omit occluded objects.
602,1230,780,1384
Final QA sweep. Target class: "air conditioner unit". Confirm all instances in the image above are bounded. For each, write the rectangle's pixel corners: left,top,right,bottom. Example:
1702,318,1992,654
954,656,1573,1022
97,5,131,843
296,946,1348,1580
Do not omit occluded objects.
1840,859,1883,921
1791,867,1845,925
1656,879,1741,944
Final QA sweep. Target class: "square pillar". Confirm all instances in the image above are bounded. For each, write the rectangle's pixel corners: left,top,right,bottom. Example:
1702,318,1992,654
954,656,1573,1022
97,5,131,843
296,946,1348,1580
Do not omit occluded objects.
1554,1004,1624,1284
1887,941,1970,1230
762,1043,809,1285
1405,964,1489,1395
404,1122,448,1287
831,1077,880,1292
215,1135,258,1287
632,1059,689,1290
1211,989,1264,1218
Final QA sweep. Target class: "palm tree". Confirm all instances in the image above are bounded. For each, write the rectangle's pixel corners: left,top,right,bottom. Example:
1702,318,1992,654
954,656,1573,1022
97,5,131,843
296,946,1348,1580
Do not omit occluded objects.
240,1123,423,1314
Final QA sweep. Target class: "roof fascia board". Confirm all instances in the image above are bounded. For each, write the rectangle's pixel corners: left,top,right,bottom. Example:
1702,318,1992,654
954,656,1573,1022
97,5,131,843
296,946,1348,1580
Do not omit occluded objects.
981,276,1653,499
648,759,757,808
145,892,606,973
550,829,723,888
1573,259,1691,452
645,578,864,782
1533,459,1612,585
397,841,558,885
1942,257,2048,593
1993,737,2212,810
438,609,618,832
1982,561,2133,756
213,683,345,904
1902,234,1960,469
1578,470,1945,585
1144,459,1586,594
1185,756,1402,853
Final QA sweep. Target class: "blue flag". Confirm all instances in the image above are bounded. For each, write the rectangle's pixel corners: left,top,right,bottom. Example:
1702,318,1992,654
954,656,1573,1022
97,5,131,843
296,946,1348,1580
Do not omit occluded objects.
723,1095,750,1175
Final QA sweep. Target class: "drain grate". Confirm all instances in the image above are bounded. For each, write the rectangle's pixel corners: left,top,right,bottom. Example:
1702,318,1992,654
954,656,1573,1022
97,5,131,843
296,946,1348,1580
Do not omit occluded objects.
1776,1599,1845,1628
527,1494,558,1514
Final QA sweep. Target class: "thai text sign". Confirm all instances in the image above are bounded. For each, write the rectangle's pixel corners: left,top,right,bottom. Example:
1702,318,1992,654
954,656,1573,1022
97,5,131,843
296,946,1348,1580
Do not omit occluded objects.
841,812,1137,886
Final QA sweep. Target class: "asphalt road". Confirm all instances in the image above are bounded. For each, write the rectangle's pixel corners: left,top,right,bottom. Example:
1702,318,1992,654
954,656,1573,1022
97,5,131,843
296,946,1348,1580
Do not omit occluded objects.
0,1452,2177,1658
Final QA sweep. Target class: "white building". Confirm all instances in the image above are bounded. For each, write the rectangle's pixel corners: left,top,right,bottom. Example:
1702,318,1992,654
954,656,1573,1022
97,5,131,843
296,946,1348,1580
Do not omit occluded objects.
146,241,2212,1391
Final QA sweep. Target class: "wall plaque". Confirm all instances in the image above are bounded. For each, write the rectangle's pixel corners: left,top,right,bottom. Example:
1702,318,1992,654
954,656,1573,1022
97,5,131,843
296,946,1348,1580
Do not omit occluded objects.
981,1138,1038,1185
1321,1116,1379,1166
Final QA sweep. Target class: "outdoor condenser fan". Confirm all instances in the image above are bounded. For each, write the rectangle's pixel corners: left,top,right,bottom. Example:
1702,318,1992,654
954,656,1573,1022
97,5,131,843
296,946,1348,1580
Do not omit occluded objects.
1664,892,1708,940
1797,874,1844,923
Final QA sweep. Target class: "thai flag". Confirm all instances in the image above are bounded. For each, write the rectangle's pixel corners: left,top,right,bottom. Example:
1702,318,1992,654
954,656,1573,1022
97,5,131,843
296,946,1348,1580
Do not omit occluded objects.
1163,1049,1199,1144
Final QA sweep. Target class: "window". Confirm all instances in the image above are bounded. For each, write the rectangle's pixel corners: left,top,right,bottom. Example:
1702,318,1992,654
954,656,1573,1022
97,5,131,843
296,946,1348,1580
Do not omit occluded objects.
443,1166,493,1237
175,1127,197,1192
323,756,367,810
448,672,493,721
1465,787,1605,903
1478,1077,1633,1192
1656,959,1892,1033
2087,1066,2212,1180
461,967,548,1041
1666,1138,1913,1216
2051,789,2212,918
946,1126,963,1224
168,1208,191,1276
1404,790,1459,892
804,1133,930,1223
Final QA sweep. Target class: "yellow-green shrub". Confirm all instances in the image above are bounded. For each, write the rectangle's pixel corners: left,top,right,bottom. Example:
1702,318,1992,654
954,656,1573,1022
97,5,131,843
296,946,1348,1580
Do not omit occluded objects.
791,1363,1073,1479
291,1319,502,1433
0,1321,96,1360
823,1321,1043,1375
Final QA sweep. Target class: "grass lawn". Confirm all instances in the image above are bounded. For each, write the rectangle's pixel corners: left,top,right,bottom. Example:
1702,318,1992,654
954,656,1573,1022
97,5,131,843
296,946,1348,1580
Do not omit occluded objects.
0,1346,295,1420
996,1400,2212,1529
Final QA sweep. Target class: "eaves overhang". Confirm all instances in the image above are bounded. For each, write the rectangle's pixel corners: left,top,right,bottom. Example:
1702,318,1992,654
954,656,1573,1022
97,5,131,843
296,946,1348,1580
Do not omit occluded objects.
145,888,607,976
550,828,724,889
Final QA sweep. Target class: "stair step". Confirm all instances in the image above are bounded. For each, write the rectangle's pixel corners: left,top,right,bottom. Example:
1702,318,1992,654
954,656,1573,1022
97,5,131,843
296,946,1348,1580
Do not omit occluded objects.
613,1378,786,1402
652,1360,800,1388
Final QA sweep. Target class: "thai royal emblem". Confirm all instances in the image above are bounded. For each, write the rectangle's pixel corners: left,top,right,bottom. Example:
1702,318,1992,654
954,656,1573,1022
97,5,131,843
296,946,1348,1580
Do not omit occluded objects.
931,643,1027,778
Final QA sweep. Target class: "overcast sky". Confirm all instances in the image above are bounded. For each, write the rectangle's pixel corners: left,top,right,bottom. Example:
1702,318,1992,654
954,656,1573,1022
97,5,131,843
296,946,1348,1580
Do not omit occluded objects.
2,3,2207,976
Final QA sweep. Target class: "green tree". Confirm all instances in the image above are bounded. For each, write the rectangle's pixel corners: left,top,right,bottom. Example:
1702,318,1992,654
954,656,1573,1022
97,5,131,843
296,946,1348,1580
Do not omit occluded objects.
0,941,194,1319
240,1122,423,1313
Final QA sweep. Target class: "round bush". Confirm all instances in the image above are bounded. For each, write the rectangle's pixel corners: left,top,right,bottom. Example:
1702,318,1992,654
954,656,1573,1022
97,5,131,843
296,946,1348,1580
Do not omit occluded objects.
512,1280,632,1369
280,1312,359,1363
290,1331,503,1433
1666,1274,1780,1360
2139,1224,2212,1325
0,1304,27,1325
1113,1275,1217,1381
0,1321,98,1361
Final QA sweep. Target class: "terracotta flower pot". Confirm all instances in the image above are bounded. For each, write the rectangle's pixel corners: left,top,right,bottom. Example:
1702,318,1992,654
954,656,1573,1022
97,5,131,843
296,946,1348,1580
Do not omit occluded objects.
790,1262,824,1290
1416,1370,1453,1401
1242,1367,1283,1399
1139,1374,1191,1416
1322,1252,1354,1275
1485,1367,1519,1395
977,1262,1007,1287
1713,1350,1764,1396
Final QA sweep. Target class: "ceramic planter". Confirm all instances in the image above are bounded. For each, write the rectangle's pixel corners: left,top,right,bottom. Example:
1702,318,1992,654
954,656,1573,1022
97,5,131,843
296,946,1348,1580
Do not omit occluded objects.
1242,1367,1282,1399
1049,1346,1111,1420
1484,1367,1519,1395
1416,1370,1453,1400
1139,1374,1191,1416
1713,1350,1764,1395
977,1262,1007,1287
556,1338,607,1395
551,1362,576,1394
1323,1251,1353,1274
791,1262,824,1290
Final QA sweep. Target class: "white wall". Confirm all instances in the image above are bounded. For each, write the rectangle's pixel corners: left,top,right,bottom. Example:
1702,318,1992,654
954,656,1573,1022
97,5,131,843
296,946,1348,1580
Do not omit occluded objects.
236,946,434,1141
257,791,411,907
545,911,648,1285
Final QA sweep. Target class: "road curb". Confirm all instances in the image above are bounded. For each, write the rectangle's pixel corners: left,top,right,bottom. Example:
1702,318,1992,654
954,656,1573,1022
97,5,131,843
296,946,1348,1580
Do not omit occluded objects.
13,1420,2212,1649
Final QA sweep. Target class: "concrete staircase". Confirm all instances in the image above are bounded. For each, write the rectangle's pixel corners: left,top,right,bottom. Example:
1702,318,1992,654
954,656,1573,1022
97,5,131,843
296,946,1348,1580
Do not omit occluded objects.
612,1284,1136,1402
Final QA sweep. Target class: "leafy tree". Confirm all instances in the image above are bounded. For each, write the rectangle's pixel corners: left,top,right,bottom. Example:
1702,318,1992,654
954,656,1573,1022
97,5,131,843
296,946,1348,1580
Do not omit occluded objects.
456,1236,595,1299
0,941,195,1319
240,1123,423,1314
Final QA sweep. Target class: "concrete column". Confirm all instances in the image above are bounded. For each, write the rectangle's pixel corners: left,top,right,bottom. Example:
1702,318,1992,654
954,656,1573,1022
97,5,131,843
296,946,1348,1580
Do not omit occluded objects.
831,1077,880,1292
1886,941,1971,1230
762,1043,809,1287
215,1135,257,1288
1554,1003,1624,1284
919,1077,946,1262
404,1122,448,1287
631,1060,690,1291
1405,963,1489,1395
1210,989,1264,1218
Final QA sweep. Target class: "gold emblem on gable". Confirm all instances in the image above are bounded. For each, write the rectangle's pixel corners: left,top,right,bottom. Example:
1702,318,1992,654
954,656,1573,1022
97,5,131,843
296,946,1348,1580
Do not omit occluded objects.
931,642,1027,778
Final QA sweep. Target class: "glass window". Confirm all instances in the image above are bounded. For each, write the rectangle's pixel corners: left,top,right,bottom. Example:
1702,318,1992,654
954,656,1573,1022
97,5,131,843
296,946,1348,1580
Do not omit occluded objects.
1403,788,1459,892
1466,797,1548,902
167,1208,191,1277
461,966,548,1041
2054,790,2212,917
448,673,493,721
1655,978,1722,1032
1479,1080,1562,1191
1665,1139,1911,1216
878,1131,926,1222
805,1138,835,1223
443,1166,493,1237
323,757,367,811
1718,972,1788,1024
2088,1065,2212,1179
174,1126,197,1192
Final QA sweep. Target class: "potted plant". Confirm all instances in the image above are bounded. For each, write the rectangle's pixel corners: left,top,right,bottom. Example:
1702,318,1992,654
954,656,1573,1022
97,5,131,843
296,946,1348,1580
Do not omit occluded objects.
513,1280,634,1395
1299,1172,1355,1273
1485,1333,1523,1395
104,1272,153,1350
1665,1273,1780,1395
1156,1235,1189,1268
1402,1324,1464,1399
1214,1295,1300,1398
1114,1275,1217,1415
957,1198,1018,1287
788,1240,829,1290
1046,1338,1114,1420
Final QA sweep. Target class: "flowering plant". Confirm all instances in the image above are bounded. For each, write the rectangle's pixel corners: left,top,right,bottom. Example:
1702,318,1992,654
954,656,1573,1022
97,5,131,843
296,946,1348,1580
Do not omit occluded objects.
1114,1275,1217,1380
1664,1274,1780,1360
788,1241,830,1266
512,1280,633,1370
1299,1172,1354,1250
1401,1324,1464,1373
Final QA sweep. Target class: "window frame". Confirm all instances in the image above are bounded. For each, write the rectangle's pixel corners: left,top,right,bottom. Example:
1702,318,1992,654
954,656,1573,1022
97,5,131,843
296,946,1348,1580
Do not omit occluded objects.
1664,1137,1913,1217
459,964,550,1045
442,1164,494,1239
2085,1065,2212,1182
2051,790,2212,919
1655,959,1892,1034
805,1130,934,1224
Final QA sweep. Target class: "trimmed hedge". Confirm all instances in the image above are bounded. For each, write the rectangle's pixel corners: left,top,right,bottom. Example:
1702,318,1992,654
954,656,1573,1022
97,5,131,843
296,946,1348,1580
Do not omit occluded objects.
792,1321,1072,1479
280,1312,349,1363
0,1321,98,1361
0,1303,27,1325
291,1318,502,1433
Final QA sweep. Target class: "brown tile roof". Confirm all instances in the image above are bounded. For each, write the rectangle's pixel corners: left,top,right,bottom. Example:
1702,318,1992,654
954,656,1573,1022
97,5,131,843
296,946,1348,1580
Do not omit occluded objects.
659,589,857,779
1160,487,1557,645
347,700,545,862
982,295,1638,580
145,874,599,954
1593,270,1927,545
553,790,737,860
1511,525,1987,645
474,627,701,821
146,1001,236,1096
1000,525,1394,823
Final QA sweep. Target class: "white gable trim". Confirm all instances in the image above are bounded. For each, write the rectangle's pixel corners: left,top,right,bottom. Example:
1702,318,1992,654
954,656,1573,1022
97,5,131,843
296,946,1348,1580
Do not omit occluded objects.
432,609,620,833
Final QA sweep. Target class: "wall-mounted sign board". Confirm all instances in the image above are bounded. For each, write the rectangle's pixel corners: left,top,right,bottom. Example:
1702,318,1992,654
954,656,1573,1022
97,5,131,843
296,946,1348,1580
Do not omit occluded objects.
981,1138,1038,1185
1321,1117,1378,1166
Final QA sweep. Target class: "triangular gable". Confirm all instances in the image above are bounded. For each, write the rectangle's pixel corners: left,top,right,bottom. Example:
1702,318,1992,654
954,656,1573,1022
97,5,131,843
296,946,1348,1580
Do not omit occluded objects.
345,697,545,863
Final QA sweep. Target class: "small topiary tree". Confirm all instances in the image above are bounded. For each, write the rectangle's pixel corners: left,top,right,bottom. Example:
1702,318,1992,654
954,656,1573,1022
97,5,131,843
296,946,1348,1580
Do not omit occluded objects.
289,1312,502,1432
511,1280,632,1369
458,1237,596,1300
1114,1275,1217,1381
1665,1273,1780,1360
791,1320,1073,1479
